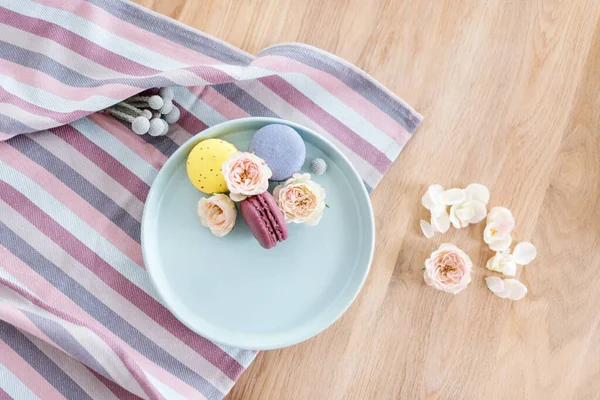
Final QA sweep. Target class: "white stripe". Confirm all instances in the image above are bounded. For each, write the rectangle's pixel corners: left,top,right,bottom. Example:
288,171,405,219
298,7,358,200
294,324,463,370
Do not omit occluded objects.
211,65,274,80
0,161,156,298
236,80,382,187
144,371,189,400
279,72,401,159
0,363,40,400
0,75,116,112
0,103,59,130
174,87,228,126
31,132,145,221
0,23,131,80
0,202,240,389
70,119,157,185
4,0,188,71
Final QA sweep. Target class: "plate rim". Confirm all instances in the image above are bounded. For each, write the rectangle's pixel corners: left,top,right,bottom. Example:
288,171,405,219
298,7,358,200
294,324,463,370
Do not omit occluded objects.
141,117,375,350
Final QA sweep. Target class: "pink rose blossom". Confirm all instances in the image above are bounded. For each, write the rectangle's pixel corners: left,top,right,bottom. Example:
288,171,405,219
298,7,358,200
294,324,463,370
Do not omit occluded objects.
273,173,326,225
197,194,237,237
424,243,472,294
222,152,272,202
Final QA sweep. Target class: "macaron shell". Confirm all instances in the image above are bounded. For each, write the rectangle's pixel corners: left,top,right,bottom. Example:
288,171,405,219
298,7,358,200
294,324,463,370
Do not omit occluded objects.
249,124,306,181
186,139,237,194
241,192,288,249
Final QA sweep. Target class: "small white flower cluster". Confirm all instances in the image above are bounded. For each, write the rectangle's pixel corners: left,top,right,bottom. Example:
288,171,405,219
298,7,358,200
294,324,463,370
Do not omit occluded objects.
420,184,537,301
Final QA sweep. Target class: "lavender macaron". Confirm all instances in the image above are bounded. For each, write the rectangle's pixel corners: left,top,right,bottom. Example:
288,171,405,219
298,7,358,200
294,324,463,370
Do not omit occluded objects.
249,124,306,181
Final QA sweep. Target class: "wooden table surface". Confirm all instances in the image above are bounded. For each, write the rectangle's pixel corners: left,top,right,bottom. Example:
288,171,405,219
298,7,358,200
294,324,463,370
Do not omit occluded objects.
135,1,600,398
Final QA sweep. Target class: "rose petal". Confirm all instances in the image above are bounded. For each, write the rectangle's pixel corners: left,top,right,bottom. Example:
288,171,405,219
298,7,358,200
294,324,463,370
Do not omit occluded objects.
421,192,435,210
431,212,450,233
513,242,537,265
487,207,515,230
485,276,504,293
449,206,461,229
503,279,528,300
500,259,517,276
420,219,435,239
468,201,488,223
489,235,512,252
428,184,444,199
466,183,490,204
442,188,467,205
438,243,457,251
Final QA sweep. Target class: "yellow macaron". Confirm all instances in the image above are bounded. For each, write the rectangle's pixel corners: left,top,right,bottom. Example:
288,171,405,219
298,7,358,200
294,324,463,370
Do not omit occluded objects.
186,138,237,194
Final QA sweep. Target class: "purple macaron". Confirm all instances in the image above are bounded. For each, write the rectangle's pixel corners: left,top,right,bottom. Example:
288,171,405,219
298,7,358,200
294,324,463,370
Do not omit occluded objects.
240,192,288,249
249,124,306,181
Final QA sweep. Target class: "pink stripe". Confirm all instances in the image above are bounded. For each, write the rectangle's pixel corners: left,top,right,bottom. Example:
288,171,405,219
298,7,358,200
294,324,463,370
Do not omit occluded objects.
0,249,199,399
52,125,150,202
0,7,159,76
0,183,244,379
254,55,411,145
0,339,66,400
200,87,250,120
0,59,132,102
0,387,11,400
176,102,210,134
258,75,390,173
0,132,16,141
0,87,89,125
87,114,167,170
0,145,144,267
34,0,220,67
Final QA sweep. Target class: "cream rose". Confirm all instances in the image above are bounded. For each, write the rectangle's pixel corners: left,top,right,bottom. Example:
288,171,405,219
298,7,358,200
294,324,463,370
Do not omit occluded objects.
197,194,237,237
424,243,473,294
273,173,326,225
222,152,272,202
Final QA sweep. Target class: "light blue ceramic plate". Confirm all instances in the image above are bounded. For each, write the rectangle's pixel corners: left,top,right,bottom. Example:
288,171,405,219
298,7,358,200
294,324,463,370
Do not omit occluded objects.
142,117,374,350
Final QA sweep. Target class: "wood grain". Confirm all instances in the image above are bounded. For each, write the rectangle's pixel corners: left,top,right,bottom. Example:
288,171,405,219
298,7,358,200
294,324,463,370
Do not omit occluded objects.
133,0,600,398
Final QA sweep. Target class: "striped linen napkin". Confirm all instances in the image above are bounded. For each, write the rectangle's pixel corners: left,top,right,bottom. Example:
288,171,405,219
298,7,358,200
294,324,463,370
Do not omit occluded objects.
0,0,422,399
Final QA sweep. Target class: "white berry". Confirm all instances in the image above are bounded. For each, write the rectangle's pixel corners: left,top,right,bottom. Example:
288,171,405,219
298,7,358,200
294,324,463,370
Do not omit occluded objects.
159,87,174,101
163,106,180,124
310,158,327,175
159,99,173,114
148,118,165,136
147,95,164,110
131,116,150,135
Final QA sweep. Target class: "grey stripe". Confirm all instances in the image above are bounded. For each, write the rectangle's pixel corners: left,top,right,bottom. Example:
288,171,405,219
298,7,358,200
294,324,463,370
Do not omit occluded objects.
0,40,178,89
259,44,421,133
23,311,112,379
212,82,279,118
0,223,222,399
9,135,142,243
84,0,253,66
0,320,93,400
0,113,33,134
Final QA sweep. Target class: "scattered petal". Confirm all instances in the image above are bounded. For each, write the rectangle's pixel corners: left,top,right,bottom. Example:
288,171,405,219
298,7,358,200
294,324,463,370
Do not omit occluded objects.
486,251,517,276
513,242,537,265
488,235,512,252
421,191,435,210
428,184,444,199
420,219,435,239
503,279,528,300
441,188,467,205
431,212,451,233
468,201,488,223
487,207,515,230
466,183,490,204
485,276,504,293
